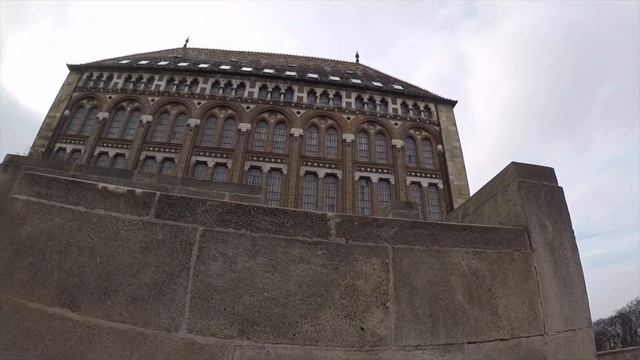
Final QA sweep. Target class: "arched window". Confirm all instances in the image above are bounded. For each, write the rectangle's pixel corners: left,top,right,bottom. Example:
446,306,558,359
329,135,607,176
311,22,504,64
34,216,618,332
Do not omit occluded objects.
319,91,330,105
424,105,433,119
122,111,141,139
367,97,377,111
253,121,268,151
405,137,418,166
305,126,319,156
235,83,246,97
94,73,104,87
247,168,262,186
421,139,435,169
284,87,294,102
80,108,99,136
271,86,281,100
379,179,391,209
212,164,228,182
176,78,188,92
379,98,388,113
355,95,364,110
272,123,287,154
332,92,342,107
220,118,236,148
145,76,155,89
375,133,388,163
258,84,268,99
356,131,369,161
142,157,156,173
210,80,221,95
193,162,208,178
107,109,125,138
400,102,409,115
412,103,421,117
307,90,317,104
189,78,199,93
170,114,188,143
95,153,111,168
83,73,94,87
123,75,133,89
133,75,144,89
151,112,170,142
53,148,66,161
302,173,318,211
160,159,175,176
357,178,372,216
223,81,234,96
266,170,282,206
104,74,114,88
112,154,126,169
165,77,175,92
408,183,424,219
200,116,216,146
324,175,338,212
427,185,442,220
69,150,82,164
325,128,338,159
66,107,86,134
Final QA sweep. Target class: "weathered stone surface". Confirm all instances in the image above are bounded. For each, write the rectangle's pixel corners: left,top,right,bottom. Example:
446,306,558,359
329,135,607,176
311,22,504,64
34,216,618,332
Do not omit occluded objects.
14,171,157,216
187,229,389,347
335,215,529,251
154,193,331,239
0,198,196,332
73,164,135,180
598,347,640,360
180,176,261,195
234,344,466,360
0,297,232,360
393,247,543,345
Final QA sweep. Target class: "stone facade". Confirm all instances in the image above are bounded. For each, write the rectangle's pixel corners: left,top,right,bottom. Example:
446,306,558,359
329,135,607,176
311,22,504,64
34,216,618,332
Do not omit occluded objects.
29,47,471,219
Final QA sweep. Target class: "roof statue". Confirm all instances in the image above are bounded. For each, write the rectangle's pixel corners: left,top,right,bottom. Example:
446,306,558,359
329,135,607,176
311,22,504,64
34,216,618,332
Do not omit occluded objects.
183,37,189,48
355,51,360,64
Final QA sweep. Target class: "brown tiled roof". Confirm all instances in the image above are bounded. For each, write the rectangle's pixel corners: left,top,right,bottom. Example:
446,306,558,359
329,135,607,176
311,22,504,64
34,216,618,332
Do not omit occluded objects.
70,47,456,104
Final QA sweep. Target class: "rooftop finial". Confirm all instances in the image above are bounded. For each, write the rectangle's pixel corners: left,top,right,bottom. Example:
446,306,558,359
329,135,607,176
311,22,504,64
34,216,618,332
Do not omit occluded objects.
183,36,189,48
355,51,360,64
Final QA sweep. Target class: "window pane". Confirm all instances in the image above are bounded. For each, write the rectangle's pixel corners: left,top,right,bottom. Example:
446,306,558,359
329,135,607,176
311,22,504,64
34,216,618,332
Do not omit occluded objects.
332,94,342,107
107,110,125,138
355,97,364,110
271,87,281,100
193,162,208,178
200,116,216,146
247,168,262,185
307,91,317,104
356,132,369,161
319,92,329,105
223,83,234,96
379,180,391,209
408,183,423,219
258,85,268,99
160,159,175,175
142,158,156,173
266,171,282,206
357,178,372,216
273,123,287,154
324,176,338,212
81,109,99,136
151,112,170,142
221,119,236,148
170,114,188,143
112,155,126,169
253,121,268,151
235,84,245,97
66,107,86,134
212,165,228,182
284,88,294,102
375,134,387,163
302,173,317,211
123,111,140,139
325,128,338,159
96,153,111,168
306,126,319,156
405,137,418,166
427,185,442,220
421,139,435,168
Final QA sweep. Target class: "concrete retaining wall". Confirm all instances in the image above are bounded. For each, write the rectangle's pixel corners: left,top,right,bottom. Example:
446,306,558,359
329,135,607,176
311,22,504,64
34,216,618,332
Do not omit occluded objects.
598,347,640,360
0,158,597,359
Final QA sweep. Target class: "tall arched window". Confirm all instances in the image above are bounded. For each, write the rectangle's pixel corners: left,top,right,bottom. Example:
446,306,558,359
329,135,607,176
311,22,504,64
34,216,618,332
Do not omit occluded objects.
66,107,86,134
379,98,388,113
145,76,155,89
405,137,418,166
424,106,433,119
305,126,319,156
400,102,409,115
212,164,228,182
189,78,199,93
421,139,435,169
151,112,170,142
379,180,391,209
165,77,175,92
258,84,268,99
325,128,338,159
332,92,342,107
235,83,246,97
367,97,377,111
133,75,144,89
302,173,318,211
53,148,66,161
176,78,188,92
272,123,287,154
253,121,268,151
284,87,294,102
357,178,372,216
356,131,369,161
104,74,114,88
266,170,282,206
69,150,82,164
223,81,234,96
324,175,338,212
112,154,126,169
375,133,388,163
427,185,442,220
210,80,221,95
142,157,156,173
200,116,216,146
220,118,236,148
95,153,111,168
307,90,317,104
122,111,141,139
319,91,330,105
80,108,99,136
271,86,281,100
170,114,188,143
247,168,262,185
412,103,421,117
107,109,125,138
355,95,364,110
160,159,175,176
193,162,208,178
408,183,423,219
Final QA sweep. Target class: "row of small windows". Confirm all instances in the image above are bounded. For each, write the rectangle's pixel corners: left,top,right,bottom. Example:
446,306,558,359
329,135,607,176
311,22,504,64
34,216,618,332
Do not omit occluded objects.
301,173,340,212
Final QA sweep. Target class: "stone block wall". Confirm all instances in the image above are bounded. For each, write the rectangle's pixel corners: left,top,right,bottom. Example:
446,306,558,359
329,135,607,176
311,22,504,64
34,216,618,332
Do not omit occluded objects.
0,158,596,359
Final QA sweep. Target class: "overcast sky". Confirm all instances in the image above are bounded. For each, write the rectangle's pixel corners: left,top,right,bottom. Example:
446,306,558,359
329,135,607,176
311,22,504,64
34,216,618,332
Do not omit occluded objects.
1,1,638,320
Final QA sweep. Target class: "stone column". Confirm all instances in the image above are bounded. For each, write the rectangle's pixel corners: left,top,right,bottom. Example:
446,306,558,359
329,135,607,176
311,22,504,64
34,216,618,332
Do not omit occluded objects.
342,133,354,214
126,115,153,171
371,179,380,217
231,123,251,183
176,118,200,176
392,139,407,201
317,174,325,212
286,128,303,208
80,111,109,164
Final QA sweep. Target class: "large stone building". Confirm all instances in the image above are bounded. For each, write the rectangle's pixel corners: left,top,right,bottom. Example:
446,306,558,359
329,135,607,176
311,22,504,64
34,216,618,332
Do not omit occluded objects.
29,47,470,219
